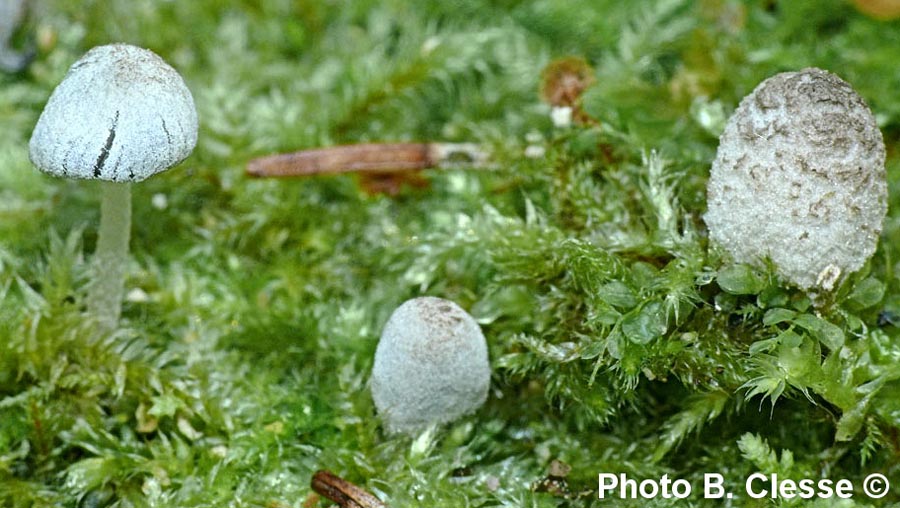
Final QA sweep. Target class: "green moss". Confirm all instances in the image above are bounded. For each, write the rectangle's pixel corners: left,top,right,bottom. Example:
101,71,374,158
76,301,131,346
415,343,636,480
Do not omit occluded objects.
2,0,900,506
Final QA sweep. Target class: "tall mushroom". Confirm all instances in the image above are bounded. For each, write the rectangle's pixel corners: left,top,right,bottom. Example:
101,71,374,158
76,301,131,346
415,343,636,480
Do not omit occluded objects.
29,43,198,329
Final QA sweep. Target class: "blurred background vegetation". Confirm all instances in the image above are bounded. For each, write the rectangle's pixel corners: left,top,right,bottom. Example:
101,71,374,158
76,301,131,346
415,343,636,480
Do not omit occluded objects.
1,0,900,506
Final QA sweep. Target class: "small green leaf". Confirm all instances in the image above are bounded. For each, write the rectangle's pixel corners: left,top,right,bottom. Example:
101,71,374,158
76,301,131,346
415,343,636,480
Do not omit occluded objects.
843,312,864,332
763,308,796,326
791,295,812,312
622,301,667,344
846,277,885,310
819,351,856,409
777,329,802,348
597,280,637,309
606,329,625,360
758,286,789,308
588,305,622,326
717,265,765,295
835,397,869,442
776,335,818,380
791,314,844,350
749,337,779,355
580,340,606,360
630,261,660,288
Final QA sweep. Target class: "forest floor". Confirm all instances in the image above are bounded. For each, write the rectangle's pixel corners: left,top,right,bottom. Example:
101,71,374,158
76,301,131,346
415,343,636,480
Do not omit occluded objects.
1,1,900,506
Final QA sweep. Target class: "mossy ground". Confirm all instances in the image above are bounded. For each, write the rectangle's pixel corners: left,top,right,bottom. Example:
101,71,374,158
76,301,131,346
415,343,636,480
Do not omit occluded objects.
1,1,900,506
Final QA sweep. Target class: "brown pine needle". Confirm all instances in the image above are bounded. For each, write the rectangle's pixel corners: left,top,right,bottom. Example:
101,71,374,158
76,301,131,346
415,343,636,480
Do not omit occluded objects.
246,142,490,178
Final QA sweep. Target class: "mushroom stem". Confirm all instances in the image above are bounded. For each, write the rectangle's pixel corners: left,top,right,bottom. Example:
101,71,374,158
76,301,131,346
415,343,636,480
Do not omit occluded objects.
88,181,131,330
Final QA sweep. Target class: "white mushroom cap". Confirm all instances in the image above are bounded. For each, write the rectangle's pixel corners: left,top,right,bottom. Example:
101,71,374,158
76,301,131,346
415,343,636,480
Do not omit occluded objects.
371,296,491,435
29,43,197,182
705,67,886,291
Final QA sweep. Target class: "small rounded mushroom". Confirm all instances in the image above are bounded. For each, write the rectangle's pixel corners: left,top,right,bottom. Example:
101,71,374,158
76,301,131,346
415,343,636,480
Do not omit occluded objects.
370,296,491,435
29,43,197,329
705,68,886,293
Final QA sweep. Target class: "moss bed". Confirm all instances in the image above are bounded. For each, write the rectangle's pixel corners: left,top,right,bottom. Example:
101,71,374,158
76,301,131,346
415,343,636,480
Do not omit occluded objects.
2,1,900,506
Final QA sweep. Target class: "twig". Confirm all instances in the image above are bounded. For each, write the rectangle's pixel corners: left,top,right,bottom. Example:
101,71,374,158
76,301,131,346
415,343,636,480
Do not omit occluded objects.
310,470,386,508
246,142,489,178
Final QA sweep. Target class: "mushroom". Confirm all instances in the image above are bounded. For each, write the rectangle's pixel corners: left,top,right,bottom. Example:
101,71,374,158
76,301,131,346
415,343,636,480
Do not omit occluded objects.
29,43,197,329
370,296,491,435
705,68,886,294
